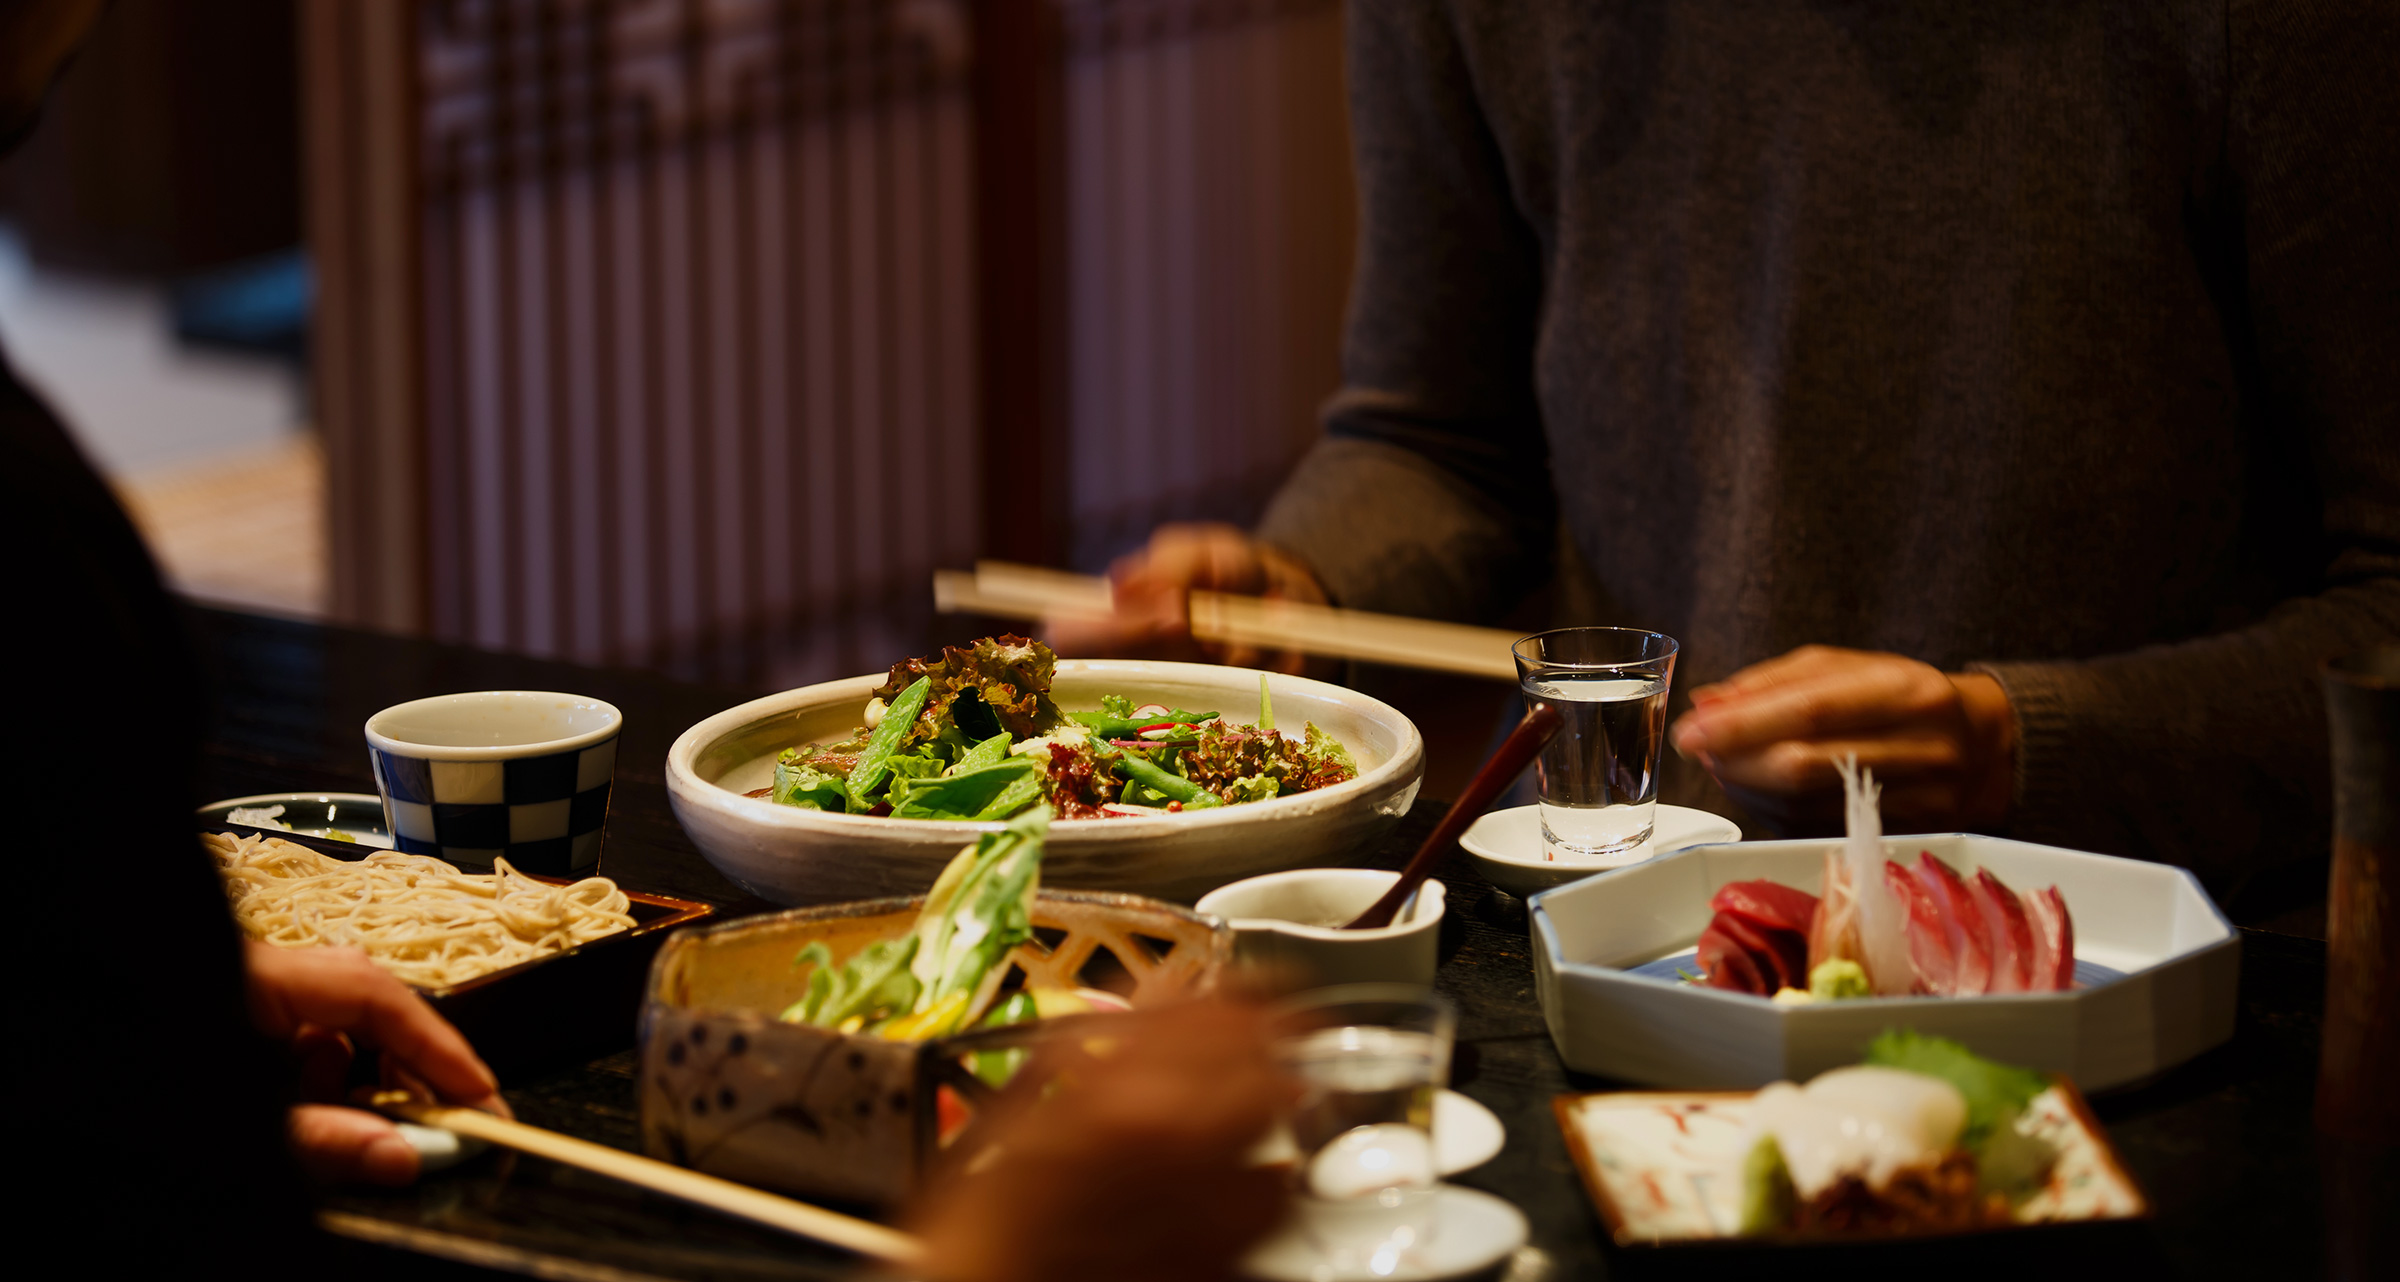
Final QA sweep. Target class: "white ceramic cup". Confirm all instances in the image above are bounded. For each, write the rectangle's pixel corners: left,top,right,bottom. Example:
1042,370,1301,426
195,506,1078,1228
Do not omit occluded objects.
364,691,623,875
1196,868,1446,988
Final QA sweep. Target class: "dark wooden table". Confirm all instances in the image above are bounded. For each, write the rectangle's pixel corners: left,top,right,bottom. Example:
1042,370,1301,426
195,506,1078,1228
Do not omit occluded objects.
192,607,2352,1281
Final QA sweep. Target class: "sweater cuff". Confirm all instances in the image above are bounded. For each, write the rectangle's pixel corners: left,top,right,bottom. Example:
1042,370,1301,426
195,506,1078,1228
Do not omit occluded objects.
1965,659,2088,847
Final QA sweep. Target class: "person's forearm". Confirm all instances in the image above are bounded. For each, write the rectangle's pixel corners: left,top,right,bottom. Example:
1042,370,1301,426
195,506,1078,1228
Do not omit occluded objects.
1972,580,2400,892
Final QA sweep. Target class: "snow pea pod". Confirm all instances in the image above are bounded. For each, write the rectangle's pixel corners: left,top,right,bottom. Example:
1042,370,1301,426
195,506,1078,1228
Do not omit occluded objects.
846,675,933,810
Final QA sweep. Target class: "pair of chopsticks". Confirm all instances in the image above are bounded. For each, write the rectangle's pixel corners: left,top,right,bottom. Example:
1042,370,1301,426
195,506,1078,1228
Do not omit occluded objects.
372,1093,923,1264
933,561,1521,682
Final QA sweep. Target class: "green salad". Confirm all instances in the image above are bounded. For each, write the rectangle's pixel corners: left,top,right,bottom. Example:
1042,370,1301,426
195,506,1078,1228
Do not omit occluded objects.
764,635,1358,821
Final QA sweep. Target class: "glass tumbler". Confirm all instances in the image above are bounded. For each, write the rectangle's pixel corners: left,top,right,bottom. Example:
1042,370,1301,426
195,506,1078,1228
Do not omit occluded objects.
1271,985,1456,1275
1512,627,1679,859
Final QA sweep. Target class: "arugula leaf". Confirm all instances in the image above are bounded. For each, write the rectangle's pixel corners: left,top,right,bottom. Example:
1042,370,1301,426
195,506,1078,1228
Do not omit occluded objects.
1862,1030,2050,1148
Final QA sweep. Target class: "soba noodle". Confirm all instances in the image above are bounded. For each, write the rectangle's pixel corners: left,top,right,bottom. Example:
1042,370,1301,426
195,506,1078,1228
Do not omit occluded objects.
205,832,637,988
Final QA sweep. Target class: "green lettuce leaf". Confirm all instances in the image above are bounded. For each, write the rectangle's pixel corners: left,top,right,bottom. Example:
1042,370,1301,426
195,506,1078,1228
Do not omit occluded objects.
892,760,1044,821
909,808,1049,1032
773,758,851,811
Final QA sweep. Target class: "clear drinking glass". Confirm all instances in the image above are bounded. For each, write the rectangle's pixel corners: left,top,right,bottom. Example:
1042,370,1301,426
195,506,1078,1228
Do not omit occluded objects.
1512,627,1679,859
1271,985,1457,1275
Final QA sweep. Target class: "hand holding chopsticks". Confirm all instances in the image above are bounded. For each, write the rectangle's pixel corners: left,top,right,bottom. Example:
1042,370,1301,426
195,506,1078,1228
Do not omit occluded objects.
935,560,1522,682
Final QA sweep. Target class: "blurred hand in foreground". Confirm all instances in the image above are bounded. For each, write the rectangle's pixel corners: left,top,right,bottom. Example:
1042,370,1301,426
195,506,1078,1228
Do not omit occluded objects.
1043,522,1331,675
243,942,507,1186
1670,645,2016,835
905,998,1294,1282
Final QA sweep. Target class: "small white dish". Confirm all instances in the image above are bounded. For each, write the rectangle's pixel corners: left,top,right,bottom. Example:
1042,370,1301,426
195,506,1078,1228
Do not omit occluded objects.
1240,1184,1529,1282
1249,1091,1504,1177
1432,1091,1503,1175
198,791,394,848
1460,804,1740,899
1197,868,1446,987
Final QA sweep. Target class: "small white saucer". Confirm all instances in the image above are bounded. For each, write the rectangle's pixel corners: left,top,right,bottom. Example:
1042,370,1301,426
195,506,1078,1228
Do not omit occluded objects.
1432,1091,1502,1175
1250,1091,1504,1176
198,791,395,848
1460,804,1739,900
1241,1184,1529,1282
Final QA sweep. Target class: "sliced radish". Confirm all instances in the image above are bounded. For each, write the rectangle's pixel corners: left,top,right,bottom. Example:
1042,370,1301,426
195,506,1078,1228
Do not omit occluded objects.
1970,868,2035,993
1133,704,1171,718
1913,853,1994,995
1884,859,1949,995
1097,803,1160,819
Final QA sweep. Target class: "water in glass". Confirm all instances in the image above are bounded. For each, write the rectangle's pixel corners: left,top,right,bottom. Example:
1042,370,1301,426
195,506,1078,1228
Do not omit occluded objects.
1525,673,1669,856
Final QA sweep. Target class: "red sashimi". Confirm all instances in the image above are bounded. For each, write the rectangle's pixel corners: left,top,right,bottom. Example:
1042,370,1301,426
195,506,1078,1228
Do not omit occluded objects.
1697,920,1769,994
1713,911,1809,991
1711,880,1821,937
1884,859,1949,994
2024,885,2076,991
1911,853,1995,995
1971,869,2036,993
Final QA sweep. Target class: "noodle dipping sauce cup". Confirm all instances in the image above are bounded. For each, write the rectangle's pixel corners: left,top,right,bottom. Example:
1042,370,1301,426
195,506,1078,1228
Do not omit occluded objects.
1196,869,1445,988
366,691,623,876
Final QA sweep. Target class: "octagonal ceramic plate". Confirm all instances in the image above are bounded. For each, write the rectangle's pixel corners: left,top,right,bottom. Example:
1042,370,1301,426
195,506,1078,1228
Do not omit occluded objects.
1529,834,2239,1092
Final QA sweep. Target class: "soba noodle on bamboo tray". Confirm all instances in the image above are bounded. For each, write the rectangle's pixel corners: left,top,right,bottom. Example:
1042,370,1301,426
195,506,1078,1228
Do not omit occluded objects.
205,832,637,988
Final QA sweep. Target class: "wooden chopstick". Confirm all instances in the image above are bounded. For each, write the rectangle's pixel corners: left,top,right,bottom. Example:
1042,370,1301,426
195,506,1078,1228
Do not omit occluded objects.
936,562,1522,682
372,1093,923,1264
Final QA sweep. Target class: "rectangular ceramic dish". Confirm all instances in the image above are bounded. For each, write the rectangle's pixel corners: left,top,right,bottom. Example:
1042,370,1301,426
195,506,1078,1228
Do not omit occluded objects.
1530,835,2239,1090
1556,1081,2148,1246
204,824,714,1078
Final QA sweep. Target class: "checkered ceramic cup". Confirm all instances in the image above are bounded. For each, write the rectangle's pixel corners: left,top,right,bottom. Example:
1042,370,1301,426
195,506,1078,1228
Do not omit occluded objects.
364,691,622,876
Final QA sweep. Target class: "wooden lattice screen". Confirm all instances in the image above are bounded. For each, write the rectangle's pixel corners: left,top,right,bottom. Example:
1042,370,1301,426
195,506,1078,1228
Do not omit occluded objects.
306,0,1347,684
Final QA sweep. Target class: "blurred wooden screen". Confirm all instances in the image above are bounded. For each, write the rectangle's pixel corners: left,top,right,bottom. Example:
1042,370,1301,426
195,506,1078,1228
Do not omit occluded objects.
306,0,1347,683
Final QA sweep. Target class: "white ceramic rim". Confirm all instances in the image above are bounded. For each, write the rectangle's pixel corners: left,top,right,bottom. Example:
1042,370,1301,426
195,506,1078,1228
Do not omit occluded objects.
198,791,386,814
1463,804,1741,871
365,690,624,761
1195,867,1446,941
1526,834,2240,1009
666,658,1425,837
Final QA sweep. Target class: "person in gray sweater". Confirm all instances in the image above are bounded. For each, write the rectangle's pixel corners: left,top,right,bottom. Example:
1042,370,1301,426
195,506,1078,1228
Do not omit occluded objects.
1055,0,2398,909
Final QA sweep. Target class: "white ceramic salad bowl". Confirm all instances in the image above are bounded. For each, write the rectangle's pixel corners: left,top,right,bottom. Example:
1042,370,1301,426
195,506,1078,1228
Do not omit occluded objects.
667,660,1424,905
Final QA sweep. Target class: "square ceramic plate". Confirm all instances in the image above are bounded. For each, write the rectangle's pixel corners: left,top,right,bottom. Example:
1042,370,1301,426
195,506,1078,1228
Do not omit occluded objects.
204,825,713,1077
1530,835,2239,1090
1555,1081,2148,1245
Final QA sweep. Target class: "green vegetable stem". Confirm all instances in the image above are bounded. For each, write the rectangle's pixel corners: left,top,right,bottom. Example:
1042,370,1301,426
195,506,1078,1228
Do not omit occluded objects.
1105,747,1222,809
846,675,934,810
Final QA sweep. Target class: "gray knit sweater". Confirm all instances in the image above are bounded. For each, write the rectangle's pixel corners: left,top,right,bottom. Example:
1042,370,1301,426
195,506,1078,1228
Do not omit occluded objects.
1257,0,2399,897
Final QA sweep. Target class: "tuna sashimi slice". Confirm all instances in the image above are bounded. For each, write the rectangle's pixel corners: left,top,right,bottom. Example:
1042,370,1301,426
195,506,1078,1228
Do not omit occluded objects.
1698,920,1769,994
1912,853,1994,995
1713,911,1810,992
1711,879,1821,937
1883,860,1948,995
2024,886,2076,991
1971,868,2036,993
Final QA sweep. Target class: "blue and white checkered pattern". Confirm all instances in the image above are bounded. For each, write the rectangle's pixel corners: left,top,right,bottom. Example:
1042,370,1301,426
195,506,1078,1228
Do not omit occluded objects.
372,736,616,876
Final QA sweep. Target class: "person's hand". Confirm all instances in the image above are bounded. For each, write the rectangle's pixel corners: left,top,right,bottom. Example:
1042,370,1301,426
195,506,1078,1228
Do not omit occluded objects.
1043,523,1332,675
904,999,1293,1282
1669,645,2016,835
243,942,507,1186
